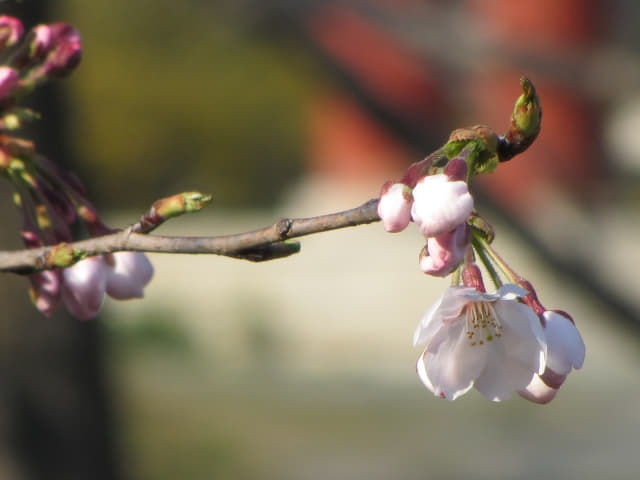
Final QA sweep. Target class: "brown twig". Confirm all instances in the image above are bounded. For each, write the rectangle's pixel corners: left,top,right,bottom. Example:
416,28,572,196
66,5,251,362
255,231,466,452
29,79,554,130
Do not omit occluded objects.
0,198,380,274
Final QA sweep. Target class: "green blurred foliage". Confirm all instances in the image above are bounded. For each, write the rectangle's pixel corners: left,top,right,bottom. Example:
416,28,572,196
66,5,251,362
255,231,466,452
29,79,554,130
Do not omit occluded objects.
59,0,317,209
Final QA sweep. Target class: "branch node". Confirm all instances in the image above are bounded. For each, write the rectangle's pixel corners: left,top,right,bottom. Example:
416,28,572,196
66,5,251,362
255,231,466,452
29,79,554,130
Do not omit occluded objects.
275,218,293,239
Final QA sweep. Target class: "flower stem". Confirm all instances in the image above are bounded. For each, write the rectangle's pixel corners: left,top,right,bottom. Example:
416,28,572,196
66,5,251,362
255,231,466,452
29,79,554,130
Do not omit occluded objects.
471,231,502,289
474,234,522,284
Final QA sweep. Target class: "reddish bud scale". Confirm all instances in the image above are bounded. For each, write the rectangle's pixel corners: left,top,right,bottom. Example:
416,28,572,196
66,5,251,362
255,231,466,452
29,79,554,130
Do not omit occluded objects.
443,157,467,181
518,279,546,316
461,263,486,292
399,149,440,187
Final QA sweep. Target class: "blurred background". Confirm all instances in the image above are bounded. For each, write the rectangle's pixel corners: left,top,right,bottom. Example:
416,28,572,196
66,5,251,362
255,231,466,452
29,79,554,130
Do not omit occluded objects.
1,0,640,478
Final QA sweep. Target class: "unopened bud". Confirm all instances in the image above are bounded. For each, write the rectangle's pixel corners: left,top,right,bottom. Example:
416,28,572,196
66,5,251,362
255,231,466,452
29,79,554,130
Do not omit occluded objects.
154,191,212,219
135,191,212,233
0,66,19,101
499,77,542,162
41,23,82,77
444,125,500,176
0,16,24,50
377,181,412,233
47,244,85,268
29,25,53,60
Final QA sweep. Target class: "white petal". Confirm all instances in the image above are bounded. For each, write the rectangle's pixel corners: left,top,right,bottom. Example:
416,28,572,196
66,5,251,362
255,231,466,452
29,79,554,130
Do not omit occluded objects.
422,321,487,400
416,350,436,394
473,340,537,401
495,300,546,371
496,283,529,299
543,311,585,374
413,287,470,346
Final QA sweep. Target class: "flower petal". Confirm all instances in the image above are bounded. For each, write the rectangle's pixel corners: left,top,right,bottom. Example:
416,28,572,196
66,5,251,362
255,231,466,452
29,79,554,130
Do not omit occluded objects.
542,311,585,374
422,320,487,400
473,340,537,401
413,286,471,346
518,374,559,404
494,299,546,371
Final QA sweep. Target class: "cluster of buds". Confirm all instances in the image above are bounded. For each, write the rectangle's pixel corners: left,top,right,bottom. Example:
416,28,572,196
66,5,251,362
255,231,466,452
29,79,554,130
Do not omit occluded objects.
0,16,153,319
378,79,584,403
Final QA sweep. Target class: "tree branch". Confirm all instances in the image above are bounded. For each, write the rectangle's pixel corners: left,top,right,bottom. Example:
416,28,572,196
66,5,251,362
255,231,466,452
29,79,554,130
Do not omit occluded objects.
0,198,380,274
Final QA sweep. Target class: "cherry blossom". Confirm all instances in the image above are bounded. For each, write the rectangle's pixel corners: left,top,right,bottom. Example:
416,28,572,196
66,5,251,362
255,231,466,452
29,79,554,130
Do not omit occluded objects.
414,284,546,401
62,252,153,320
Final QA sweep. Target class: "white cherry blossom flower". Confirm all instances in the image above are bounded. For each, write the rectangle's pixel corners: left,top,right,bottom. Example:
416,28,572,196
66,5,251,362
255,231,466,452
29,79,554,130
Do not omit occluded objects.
62,252,153,320
411,173,473,238
414,284,546,401
377,181,413,232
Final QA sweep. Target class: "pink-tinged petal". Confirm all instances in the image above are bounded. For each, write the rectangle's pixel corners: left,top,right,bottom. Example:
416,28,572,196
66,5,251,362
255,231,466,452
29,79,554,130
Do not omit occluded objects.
542,311,585,374
473,340,537,401
422,321,487,400
411,174,473,237
62,256,107,320
377,182,413,232
518,374,559,404
419,224,469,277
106,252,154,299
538,367,567,390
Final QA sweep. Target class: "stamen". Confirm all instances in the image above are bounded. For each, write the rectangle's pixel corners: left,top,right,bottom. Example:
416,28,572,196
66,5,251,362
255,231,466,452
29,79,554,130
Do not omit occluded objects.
464,301,502,346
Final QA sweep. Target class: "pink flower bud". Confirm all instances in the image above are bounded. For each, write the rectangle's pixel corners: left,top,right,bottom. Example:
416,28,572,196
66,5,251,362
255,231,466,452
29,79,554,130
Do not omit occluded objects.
377,181,413,232
0,16,24,49
411,173,473,237
62,256,108,320
42,23,82,77
61,252,154,319
0,66,19,101
419,223,469,277
105,252,154,299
